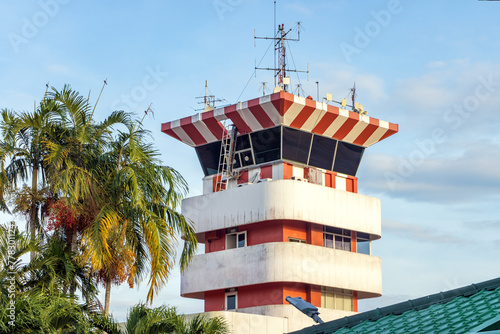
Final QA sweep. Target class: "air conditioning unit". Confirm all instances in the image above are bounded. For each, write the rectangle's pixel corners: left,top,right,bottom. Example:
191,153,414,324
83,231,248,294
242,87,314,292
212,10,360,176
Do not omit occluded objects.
257,178,272,183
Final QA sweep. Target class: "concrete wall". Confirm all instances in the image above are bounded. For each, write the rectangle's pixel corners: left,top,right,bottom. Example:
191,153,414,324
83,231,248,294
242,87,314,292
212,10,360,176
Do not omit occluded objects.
204,282,329,312
202,163,358,195
181,242,382,299
182,179,381,242
190,311,289,334
193,305,356,334
235,305,356,333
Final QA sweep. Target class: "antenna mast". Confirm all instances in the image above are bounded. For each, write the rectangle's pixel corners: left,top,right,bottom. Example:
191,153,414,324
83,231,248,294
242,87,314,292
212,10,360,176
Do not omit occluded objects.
254,4,308,92
196,80,225,111
260,82,268,96
351,82,356,112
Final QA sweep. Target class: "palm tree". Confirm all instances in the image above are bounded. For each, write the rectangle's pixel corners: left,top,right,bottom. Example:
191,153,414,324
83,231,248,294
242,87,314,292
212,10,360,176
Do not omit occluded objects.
24,235,98,305
1,84,198,318
92,303,229,334
0,223,101,334
0,96,58,260
82,119,198,315
41,85,198,315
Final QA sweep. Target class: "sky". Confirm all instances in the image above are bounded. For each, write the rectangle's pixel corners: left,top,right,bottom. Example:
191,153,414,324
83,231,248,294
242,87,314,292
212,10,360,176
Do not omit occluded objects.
1,0,499,322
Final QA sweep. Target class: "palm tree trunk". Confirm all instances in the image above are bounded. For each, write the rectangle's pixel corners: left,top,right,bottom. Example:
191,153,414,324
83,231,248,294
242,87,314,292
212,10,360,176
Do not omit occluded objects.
104,276,112,316
69,228,78,296
30,164,38,261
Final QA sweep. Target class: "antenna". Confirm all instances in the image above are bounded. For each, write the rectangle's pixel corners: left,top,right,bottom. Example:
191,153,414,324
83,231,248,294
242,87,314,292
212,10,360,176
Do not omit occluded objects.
324,84,367,115
259,82,269,96
254,2,309,93
195,80,225,112
274,0,276,86
295,84,305,97
351,82,356,112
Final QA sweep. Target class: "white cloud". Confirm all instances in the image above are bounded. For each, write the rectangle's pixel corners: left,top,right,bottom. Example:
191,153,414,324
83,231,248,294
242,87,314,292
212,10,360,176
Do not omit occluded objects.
383,219,465,244
361,141,500,204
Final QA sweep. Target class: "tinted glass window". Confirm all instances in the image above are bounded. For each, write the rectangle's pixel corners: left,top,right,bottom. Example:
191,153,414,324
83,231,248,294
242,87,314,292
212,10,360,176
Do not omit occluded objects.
251,127,281,164
333,142,364,176
235,134,251,151
343,237,351,251
325,226,343,235
232,154,241,170
335,236,343,250
357,239,370,255
324,234,333,248
195,141,222,176
357,232,370,240
282,127,312,164
237,233,246,248
238,150,254,167
309,135,337,170
226,295,236,310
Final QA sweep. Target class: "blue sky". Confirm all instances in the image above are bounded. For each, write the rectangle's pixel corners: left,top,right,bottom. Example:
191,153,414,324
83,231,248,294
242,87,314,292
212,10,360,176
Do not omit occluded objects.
1,0,499,321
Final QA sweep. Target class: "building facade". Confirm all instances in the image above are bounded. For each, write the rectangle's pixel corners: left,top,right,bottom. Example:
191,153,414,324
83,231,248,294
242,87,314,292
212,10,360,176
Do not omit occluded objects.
162,91,398,332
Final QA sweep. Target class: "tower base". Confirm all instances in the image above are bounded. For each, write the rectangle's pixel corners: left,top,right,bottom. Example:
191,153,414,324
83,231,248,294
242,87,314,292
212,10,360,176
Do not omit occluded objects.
187,306,356,333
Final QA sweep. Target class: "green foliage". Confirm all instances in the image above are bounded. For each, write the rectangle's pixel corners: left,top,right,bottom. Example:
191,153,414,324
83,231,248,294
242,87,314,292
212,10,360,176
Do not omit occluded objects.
0,83,199,327
94,303,229,334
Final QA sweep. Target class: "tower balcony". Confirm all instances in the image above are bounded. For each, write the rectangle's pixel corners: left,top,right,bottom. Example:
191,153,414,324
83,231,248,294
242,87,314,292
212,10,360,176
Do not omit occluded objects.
181,242,382,299
182,179,381,242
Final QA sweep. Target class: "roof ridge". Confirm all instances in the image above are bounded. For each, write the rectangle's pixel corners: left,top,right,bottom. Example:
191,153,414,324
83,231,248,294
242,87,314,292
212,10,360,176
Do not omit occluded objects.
290,276,500,334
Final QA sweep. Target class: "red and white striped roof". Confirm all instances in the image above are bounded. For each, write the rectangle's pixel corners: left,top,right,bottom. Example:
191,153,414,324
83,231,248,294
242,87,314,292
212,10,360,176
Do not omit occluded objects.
161,91,398,148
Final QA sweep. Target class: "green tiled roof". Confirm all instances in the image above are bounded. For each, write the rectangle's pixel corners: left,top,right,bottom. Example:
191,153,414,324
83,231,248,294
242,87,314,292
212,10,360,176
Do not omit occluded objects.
291,277,500,334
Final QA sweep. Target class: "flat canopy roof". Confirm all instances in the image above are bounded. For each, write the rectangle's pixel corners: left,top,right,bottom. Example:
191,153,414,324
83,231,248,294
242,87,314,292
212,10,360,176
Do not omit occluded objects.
161,91,398,148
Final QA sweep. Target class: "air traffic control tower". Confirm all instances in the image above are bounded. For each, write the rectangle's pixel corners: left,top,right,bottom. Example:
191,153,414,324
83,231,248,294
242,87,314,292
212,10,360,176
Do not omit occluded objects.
161,90,398,332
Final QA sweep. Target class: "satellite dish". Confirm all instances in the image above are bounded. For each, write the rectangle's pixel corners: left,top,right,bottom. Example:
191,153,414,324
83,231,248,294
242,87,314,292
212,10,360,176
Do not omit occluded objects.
274,86,283,93
355,102,364,114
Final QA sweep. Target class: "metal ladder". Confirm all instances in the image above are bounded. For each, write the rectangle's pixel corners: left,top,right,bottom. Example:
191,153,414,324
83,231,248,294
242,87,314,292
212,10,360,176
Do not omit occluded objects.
216,123,237,191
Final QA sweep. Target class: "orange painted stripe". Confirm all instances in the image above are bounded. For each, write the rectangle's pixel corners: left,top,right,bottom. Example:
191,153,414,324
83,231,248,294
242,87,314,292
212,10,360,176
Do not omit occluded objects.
353,291,358,312
346,178,354,192
311,112,339,135
160,122,182,141
202,110,227,140
224,104,252,134
289,98,317,129
353,118,379,146
351,231,357,253
333,117,359,140
271,91,294,116
379,123,399,141
180,117,206,145
248,98,275,128
261,165,272,179
283,163,293,180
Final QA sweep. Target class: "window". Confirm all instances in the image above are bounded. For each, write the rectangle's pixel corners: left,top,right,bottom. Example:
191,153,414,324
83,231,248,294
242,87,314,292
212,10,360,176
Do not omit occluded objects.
324,227,351,251
357,232,371,255
250,126,281,164
195,141,222,176
282,127,312,164
288,237,306,243
321,287,353,311
308,135,337,170
225,292,237,310
233,134,254,169
333,141,364,176
226,231,246,249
